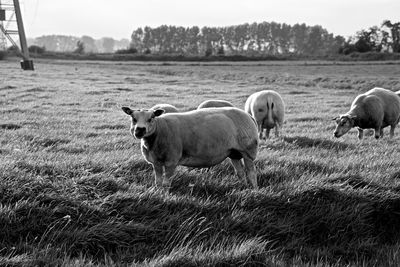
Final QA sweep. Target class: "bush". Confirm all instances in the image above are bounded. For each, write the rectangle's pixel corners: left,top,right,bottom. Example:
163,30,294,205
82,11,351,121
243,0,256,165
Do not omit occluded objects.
205,47,212,57
115,47,138,54
339,43,356,55
7,46,17,52
217,46,225,56
73,41,85,54
29,45,46,54
0,50,6,60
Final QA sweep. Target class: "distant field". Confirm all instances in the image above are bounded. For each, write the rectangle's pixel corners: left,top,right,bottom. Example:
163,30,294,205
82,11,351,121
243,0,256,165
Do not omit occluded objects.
1,58,400,266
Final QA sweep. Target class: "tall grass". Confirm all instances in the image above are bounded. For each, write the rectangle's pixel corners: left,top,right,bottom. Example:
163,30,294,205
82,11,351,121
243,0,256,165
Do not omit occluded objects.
1,59,400,266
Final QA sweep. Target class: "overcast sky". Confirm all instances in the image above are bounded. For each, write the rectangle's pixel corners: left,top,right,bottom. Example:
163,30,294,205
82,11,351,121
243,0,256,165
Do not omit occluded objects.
21,0,400,40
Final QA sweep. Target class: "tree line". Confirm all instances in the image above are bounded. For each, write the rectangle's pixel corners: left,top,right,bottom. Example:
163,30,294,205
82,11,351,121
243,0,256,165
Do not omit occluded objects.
21,20,400,58
340,20,400,54
128,20,400,56
27,35,129,53
130,22,345,56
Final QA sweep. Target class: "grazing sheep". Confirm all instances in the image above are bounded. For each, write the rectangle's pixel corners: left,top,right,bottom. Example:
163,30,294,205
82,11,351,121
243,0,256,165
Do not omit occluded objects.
197,99,234,109
121,107,259,189
150,103,179,113
244,90,285,139
333,87,400,139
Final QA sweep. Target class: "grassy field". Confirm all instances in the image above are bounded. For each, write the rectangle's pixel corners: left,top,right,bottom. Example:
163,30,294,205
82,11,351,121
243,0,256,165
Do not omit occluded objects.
1,58,400,266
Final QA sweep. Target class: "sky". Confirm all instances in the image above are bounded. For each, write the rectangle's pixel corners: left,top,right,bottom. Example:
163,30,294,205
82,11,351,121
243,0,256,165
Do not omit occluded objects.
19,0,400,40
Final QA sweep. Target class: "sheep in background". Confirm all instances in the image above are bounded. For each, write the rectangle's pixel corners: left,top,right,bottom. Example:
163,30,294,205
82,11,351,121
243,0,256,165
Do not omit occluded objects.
150,103,179,113
197,99,234,109
333,87,400,139
244,90,285,139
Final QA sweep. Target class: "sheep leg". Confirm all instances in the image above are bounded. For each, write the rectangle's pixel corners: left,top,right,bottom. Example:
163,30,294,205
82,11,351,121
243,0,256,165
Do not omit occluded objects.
153,164,164,187
230,159,247,186
390,125,396,138
243,157,258,190
163,165,177,188
274,124,280,137
374,127,381,139
258,124,264,139
265,128,270,139
357,128,364,140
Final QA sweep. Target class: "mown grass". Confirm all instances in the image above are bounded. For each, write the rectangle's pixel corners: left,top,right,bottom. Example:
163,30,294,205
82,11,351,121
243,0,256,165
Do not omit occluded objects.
1,58,400,266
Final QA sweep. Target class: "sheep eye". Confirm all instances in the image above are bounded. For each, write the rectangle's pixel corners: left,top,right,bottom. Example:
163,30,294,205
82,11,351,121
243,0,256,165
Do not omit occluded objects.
132,118,137,123
147,119,152,123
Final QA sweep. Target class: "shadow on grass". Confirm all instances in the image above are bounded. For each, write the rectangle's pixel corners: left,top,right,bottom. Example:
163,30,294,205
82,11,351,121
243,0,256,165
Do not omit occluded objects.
258,169,292,187
0,123,22,130
170,171,246,199
3,172,400,264
23,136,71,149
112,158,154,186
0,85,17,90
93,124,126,130
287,90,311,95
290,116,325,123
283,135,353,151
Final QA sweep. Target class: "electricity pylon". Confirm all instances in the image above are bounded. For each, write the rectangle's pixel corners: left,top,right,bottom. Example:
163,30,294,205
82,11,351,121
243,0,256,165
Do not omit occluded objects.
0,0,34,70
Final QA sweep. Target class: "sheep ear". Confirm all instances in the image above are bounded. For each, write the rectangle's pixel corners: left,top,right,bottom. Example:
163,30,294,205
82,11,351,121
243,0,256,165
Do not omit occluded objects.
153,109,165,117
349,115,357,120
121,106,133,115
332,116,340,123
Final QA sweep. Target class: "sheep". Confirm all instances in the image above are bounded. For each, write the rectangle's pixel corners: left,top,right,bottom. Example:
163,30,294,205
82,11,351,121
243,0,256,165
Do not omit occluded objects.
121,107,259,189
333,87,400,139
197,99,234,109
150,103,179,113
244,90,285,139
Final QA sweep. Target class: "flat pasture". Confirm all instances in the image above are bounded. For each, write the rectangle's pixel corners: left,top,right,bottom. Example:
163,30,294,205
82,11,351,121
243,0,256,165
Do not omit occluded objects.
1,59,400,266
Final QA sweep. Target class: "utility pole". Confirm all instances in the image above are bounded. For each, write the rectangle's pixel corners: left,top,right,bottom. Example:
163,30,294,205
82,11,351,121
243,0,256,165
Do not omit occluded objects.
0,0,34,70
13,0,33,70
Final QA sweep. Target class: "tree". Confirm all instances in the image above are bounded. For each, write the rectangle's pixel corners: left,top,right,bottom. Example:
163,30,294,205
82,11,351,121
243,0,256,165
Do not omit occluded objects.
304,26,325,55
101,37,115,53
329,35,346,54
201,26,214,55
142,26,153,53
28,45,45,54
81,35,97,53
131,27,144,52
291,23,308,54
187,26,200,54
34,35,78,52
74,41,85,54
353,27,383,53
0,50,6,60
382,20,400,52
217,45,225,55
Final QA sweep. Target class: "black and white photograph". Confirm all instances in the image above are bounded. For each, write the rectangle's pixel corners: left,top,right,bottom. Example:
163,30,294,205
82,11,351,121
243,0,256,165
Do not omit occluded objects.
1,0,400,266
